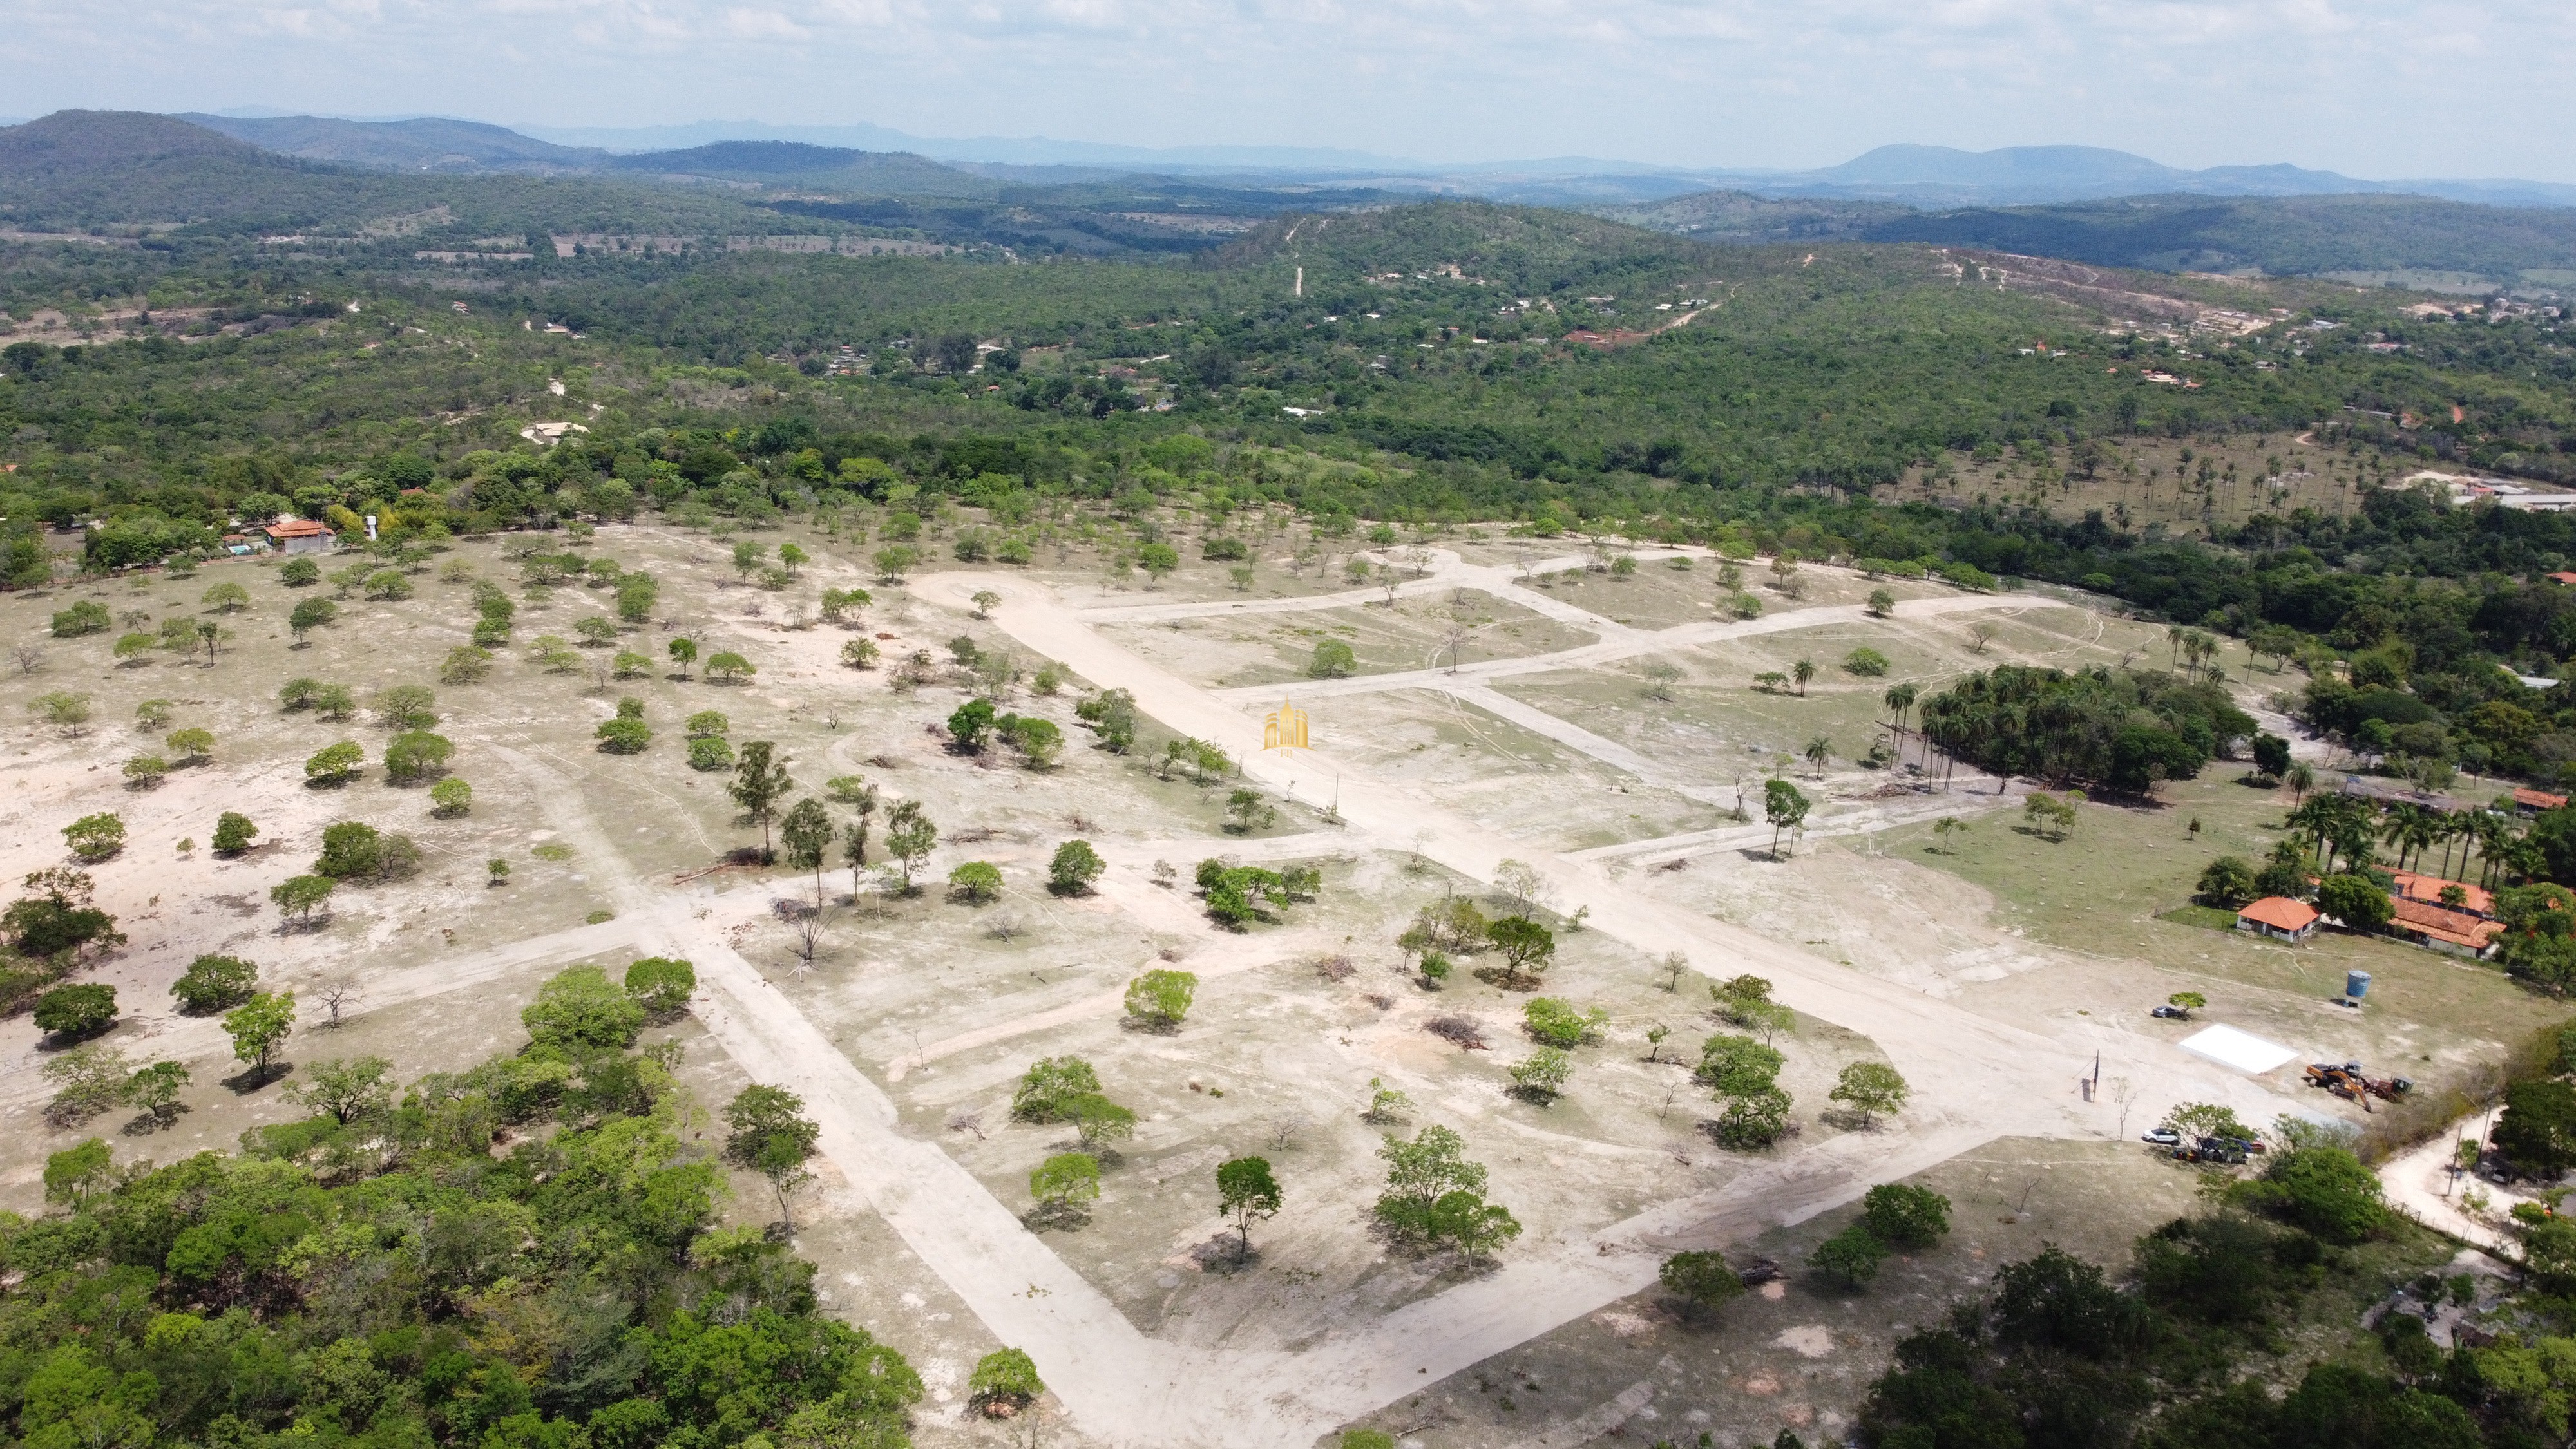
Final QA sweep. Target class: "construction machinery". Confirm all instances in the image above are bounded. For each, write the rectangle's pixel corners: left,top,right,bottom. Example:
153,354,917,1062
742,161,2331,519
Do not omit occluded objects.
2304,1061,2416,1109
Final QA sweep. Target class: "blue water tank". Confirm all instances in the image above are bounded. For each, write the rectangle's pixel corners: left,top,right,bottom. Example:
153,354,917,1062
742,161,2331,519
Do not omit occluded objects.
2345,970,2371,1001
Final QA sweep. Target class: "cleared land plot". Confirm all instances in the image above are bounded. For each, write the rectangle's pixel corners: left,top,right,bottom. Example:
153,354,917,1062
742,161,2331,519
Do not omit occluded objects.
1098,593,1596,690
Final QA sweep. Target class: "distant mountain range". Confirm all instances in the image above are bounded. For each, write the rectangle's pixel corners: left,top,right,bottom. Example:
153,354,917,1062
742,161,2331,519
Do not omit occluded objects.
149,113,2576,209
8,109,2576,292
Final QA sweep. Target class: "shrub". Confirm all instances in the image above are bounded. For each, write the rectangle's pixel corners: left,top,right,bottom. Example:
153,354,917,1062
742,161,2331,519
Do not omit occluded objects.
113,632,155,663
123,755,169,788
2195,855,2258,907
1048,839,1105,895
688,735,736,772
1309,639,1358,677
1860,1184,1952,1248
841,638,880,669
171,954,258,1013
374,684,437,728
685,710,729,738
313,821,419,882
613,649,653,678
383,730,453,782
269,874,335,923
2233,1146,2387,1243
1842,647,1891,676
33,982,117,1039
625,956,697,1015
211,811,258,854
596,717,653,753
305,741,365,784
1522,997,1605,1047
439,645,493,684
1012,1057,1101,1122
429,777,473,816
51,600,110,637
1659,1249,1746,1321
947,860,1003,903
166,728,213,761
1124,969,1197,1028
1509,1046,1572,1100
968,1349,1044,1417
62,813,125,862
2316,873,2392,932
522,964,646,1050
1809,1223,1889,1287
280,556,321,585
1030,1152,1101,1211
705,650,754,681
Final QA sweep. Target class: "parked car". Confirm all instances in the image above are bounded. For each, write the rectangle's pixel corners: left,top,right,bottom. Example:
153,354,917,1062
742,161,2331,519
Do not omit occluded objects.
2142,1127,2181,1146
2151,1005,2189,1019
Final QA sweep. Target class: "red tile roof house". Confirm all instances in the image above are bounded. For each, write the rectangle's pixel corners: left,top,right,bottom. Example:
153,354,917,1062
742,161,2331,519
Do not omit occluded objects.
261,519,337,554
2387,896,2504,958
2514,787,2568,816
2388,870,2494,918
2236,896,2320,943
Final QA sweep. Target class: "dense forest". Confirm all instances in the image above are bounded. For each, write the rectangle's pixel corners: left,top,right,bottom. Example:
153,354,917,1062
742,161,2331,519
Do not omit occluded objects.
0,969,923,1449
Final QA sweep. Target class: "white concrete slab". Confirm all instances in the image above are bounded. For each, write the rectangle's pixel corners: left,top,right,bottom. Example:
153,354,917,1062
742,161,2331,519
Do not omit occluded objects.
2179,1023,2300,1075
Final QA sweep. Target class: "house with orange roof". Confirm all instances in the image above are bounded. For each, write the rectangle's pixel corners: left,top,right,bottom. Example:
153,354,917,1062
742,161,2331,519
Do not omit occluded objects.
260,518,337,555
2389,870,2494,918
2236,896,2320,943
2514,787,2568,816
2387,896,2503,958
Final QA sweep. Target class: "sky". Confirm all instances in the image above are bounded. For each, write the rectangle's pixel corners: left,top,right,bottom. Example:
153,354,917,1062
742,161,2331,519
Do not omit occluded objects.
7,0,2575,180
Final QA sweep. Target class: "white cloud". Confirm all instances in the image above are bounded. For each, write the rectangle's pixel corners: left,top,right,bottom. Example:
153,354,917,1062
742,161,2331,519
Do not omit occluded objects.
3,0,2571,178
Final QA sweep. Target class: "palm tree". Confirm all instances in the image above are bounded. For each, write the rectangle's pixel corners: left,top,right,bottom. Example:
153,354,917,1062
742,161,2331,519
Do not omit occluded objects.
2285,761,2315,804
2378,804,2421,872
1804,736,1831,779
1884,683,1922,766
1791,658,1816,697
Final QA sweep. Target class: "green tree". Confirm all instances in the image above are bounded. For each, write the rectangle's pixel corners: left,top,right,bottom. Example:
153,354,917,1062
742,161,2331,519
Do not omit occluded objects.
1309,639,1358,677
1829,1061,1910,1126
2316,873,2393,932
289,596,338,640
1031,1152,1102,1215
968,1349,1044,1418
2233,1146,2386,1243
165,726,213,762
2494,1079,2576,1177
224,991,296,1084
781,797,837,902
1808,1222,1888,1288
947,860,1004,903
43,1139,116,1208
1485,915,1556,987
625,956,697,1015
383,730,453,781
372,683,437,728
211,810,258,854
305,740,364,784
1125,968,1197,1028
430,777,472,815
1522,997,1606,1047
1659,1250,1746,1321
947,697,997,750
1860,1184,1951,1249
705,650,754,681
729,741,794,861
174,953,263,1017
1137,542,1179,580
33,982,117,1039
1764,779,1811,857
883,799,937,890
1509,1046,1572,1101
1012,1057,1102,1122
725,1084,821,1228
523,964,646,1050
667,636,698,676
285,1056,396,1124
2196,855,2258,907
62,812,124,862
1216,1156,1283,1264
123,1060,189,1128
1048,839,1105,895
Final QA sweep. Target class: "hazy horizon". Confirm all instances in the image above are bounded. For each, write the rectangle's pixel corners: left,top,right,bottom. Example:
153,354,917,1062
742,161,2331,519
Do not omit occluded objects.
8,0,2573,182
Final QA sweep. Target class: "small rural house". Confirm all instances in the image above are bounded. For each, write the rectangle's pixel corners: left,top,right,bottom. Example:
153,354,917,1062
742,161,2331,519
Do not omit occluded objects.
2237,896,2320,943
262,519,336,554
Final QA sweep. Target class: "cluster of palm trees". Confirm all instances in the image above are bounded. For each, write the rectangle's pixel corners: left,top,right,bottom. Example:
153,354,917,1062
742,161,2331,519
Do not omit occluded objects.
2165,626,2229,683
2284,793,2536,889
1878,681,1965,786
